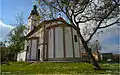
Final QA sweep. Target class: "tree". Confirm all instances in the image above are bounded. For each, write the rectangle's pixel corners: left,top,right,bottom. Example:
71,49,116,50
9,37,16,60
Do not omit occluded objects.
7,25,26,61
36,0,120,69
0,41,6,62
7,13,27,61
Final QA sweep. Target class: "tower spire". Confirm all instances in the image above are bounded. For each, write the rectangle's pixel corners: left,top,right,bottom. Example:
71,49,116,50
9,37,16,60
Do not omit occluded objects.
30,5,39,16
28,5,40,31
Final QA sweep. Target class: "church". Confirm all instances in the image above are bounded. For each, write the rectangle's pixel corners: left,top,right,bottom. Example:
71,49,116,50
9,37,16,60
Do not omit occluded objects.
17,5,99,62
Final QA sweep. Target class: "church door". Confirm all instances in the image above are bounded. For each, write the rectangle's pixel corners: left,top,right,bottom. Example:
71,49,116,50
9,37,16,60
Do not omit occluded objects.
38,49,40,60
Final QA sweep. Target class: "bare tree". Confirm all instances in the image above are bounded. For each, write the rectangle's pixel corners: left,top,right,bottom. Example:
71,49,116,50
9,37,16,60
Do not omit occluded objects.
36,0,120,69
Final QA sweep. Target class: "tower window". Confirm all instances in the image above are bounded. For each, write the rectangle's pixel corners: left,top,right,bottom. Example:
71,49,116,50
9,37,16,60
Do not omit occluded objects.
74,35,77,42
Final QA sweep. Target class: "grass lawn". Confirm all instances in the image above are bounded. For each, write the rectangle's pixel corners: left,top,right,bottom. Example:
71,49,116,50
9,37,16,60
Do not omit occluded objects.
1,62,120,75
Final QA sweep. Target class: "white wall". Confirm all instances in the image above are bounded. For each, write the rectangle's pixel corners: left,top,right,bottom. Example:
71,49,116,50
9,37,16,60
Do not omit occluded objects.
26,22,83,61
48,27,81,59
39,29,44,44
26,40,31,60
17,51,26,61
65,27,73,58
31,39,37,59
78,38,82,58
55,27,63,58
72,28,80,57
48,29,54,58
39,45,43,61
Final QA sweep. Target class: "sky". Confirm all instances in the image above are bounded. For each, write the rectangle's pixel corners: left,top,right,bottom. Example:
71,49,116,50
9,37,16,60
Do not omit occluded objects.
0,0,35,41
0,0,120,54
92,25,120,54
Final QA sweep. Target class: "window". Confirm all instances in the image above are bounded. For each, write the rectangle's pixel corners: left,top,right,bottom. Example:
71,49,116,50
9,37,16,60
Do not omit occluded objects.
49,30,51,37
74,35,77,42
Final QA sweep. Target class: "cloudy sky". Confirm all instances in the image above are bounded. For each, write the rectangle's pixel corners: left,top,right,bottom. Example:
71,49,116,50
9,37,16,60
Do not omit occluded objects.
0,0,119,54
93,25,120,54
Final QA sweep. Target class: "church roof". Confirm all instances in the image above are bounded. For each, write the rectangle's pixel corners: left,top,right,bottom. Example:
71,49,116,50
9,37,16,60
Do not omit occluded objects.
26,17,69,38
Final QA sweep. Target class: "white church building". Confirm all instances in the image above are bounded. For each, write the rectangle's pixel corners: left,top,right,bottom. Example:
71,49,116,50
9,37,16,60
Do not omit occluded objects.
17,5,99,62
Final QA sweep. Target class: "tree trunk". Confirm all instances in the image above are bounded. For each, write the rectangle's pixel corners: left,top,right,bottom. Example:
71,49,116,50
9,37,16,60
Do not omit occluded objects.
77,30,101,70
83,42,101,70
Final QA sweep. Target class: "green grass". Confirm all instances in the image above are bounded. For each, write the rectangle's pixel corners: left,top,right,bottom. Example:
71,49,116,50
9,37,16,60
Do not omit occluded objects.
1,62,120,75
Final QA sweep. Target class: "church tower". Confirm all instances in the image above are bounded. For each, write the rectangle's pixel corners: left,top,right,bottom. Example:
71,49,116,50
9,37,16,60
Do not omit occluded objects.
28,5,40,32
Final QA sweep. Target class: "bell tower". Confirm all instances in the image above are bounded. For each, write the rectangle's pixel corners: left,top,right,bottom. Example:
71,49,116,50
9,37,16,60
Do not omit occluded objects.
28,5,40,31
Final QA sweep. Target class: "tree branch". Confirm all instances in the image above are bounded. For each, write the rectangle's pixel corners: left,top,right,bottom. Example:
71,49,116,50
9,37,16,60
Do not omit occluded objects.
74,0,89,16
86,4,118,42
76,15,101,23
43,0,61,11
56,0,67,14
77,18,100,23
99,18,120,29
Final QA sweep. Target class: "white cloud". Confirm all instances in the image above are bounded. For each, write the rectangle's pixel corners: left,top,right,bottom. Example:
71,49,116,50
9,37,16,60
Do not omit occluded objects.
0,20,14,41
0,21,14,29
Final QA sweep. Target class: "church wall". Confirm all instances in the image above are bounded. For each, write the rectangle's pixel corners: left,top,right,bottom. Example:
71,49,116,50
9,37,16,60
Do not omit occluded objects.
65,27,73,58
17,51,26,61
39,29,44,44
17,53,20,61
48,29,54,58
78,38,82,58
24,40,28,60
44,45,47,59
39,45,43,61
72,29,80,57
20,51,26,61
26,40,31,60
31,39,37,59
55,27,64,58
